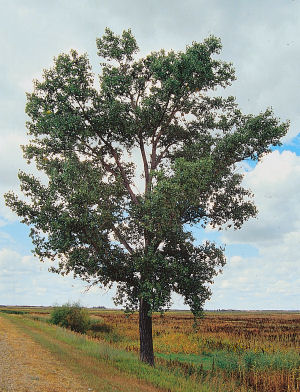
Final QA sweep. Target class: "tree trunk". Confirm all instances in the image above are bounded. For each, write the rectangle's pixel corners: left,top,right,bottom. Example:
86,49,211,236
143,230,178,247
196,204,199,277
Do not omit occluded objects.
139,298,154,366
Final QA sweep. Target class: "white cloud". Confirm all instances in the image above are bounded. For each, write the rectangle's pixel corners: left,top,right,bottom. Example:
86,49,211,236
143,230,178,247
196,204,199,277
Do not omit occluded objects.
230,256,243,265
0,248,115,307
222,150,300,246
206,150,300,309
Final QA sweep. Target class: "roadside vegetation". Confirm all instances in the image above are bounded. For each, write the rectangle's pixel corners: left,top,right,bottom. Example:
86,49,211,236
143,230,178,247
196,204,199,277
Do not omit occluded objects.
0,308,299,392
50,302,91,333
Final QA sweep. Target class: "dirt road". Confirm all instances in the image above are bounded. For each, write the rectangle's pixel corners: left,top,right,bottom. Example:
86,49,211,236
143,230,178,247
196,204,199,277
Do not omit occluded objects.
0,315,95,392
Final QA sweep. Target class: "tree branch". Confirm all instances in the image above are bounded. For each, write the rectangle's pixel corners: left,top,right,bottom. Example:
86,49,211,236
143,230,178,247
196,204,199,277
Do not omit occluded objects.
112,226,134,254
151,103,180,171
74,97,139,205
139,137,150,193
155,142,174,168
109,146,139,204
129,92,150,193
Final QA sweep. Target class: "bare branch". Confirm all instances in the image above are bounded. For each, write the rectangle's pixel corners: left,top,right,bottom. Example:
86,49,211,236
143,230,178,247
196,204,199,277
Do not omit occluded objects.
112,226,134,254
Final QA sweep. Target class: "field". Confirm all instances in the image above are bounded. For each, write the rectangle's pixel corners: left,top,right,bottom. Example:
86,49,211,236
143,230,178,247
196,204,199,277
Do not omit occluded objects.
0,307,299,392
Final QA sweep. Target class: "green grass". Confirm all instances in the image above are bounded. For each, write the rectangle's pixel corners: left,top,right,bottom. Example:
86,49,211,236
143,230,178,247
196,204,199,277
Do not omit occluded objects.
214,350,300,371
0,309,29,314
157,349,300,374
157,352,213,371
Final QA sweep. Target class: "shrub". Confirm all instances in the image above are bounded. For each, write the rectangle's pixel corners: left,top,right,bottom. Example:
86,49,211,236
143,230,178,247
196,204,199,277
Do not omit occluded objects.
50,302,90,333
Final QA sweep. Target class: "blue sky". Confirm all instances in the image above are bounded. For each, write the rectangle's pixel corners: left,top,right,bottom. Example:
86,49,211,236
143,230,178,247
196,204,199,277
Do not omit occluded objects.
0,0,299,309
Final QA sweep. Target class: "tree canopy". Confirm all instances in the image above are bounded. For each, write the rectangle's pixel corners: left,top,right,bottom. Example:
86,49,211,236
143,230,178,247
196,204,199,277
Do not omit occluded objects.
5,28,289,365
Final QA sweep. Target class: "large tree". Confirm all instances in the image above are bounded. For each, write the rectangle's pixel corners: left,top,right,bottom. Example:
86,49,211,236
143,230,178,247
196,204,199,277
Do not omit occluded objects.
5,29,288,366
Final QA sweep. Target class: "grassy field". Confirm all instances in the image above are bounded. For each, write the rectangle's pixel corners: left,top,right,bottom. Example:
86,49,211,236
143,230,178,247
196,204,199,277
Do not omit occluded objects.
1,307,299,392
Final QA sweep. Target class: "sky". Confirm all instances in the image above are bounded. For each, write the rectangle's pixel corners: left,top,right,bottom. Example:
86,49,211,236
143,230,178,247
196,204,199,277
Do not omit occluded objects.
0,0,299,310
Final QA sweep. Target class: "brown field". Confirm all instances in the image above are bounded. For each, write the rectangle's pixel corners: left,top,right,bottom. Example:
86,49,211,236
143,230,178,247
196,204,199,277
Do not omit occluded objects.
90,310,300,392
88,310,300,352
